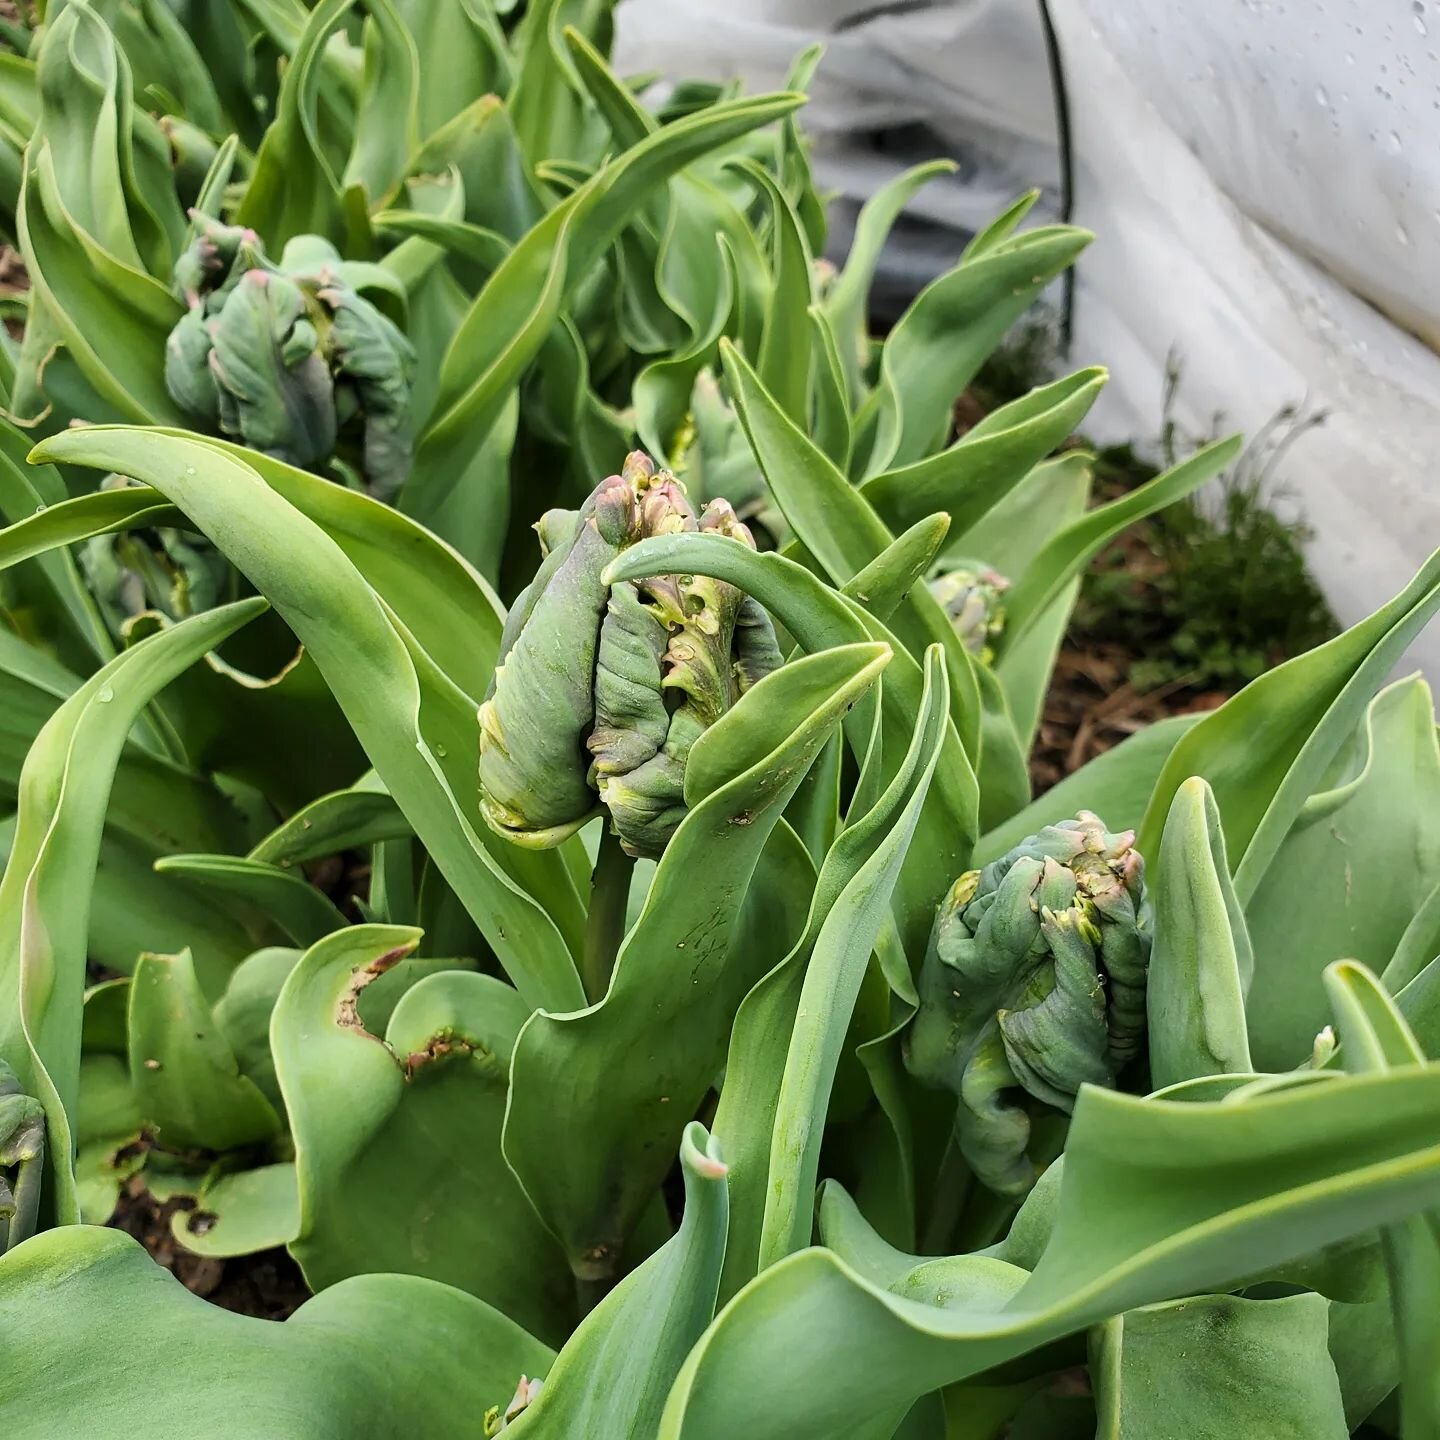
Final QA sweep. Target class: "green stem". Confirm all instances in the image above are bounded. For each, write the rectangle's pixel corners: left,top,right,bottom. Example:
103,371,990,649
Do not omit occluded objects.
581,825,633,1005
921,1131,972,1255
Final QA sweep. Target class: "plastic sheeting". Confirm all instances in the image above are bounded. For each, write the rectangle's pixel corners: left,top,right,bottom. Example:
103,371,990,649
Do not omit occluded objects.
615,0,1440,672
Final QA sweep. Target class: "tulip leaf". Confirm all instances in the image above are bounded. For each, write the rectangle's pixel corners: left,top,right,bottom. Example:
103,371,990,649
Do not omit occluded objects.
127,947,281,1152
504,643,889,1279
511,1123,730,1436
721,338,986,773
248,776,409,868
660,1066,1440,1437
861,368,1106,538
152,855,348,947
0,598,265,1224
977,711,1203,866
1139,543,1440,903
170,1162,300,1259
405,89,805,521
1147,778,1254,1090
822,159,955,405
342,0,418,211
1245,676,1440,1070
760,645,950,1267
0,1226,553,1438
33,427,586,1013
235,0,350,249
1326,961,1440,1440
272,925,574,1346
859,222,1092,477
1089,1294,1349,1439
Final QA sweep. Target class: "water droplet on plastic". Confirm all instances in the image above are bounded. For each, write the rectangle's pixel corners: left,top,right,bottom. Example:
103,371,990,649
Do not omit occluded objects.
1388,130,1404,154
1397,222,1412,245
1417,13,1430,32
1315,84,1330,105
1345,50,1356,63
97,685,114,703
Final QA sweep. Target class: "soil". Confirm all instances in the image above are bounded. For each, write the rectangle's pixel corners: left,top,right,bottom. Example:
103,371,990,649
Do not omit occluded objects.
110,1178,311,1319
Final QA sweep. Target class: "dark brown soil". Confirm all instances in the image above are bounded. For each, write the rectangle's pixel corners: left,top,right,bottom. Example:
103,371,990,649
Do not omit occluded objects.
111,1177,310,1320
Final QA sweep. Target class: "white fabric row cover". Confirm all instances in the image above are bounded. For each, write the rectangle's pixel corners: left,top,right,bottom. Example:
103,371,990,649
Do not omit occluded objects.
615,0,1440,674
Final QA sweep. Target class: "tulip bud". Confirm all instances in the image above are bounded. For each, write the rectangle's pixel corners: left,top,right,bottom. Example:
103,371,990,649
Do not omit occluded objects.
479,454,783,857
906,812,1151,1197
164,212,416,495
929,561,1009,663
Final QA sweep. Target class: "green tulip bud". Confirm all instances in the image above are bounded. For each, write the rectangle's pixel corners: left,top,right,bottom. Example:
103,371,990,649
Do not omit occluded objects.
929,561,1009,663
0,1059,45,1254
478,453,783,858
906,812,1150,1198
164,213,416,495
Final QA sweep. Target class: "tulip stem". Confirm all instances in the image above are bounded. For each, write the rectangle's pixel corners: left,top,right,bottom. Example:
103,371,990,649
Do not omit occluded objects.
582,826,633,1004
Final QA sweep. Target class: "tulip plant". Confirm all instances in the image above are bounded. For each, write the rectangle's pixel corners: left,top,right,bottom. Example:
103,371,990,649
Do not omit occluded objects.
2,3,1440,1439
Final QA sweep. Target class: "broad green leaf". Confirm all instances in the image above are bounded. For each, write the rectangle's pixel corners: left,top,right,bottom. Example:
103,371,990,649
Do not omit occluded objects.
235,0,352,249
0,599,264,1223
0,817,256,990
660,1066,1440,1437
272,926,574,1346
17,146,182,423
504,644,889,1279
0,1226,553,1438
341,0,418,209
1139,546,1440,903
822,159,955,405
721,339,984,765
1245,676,1440,1070
1326,960,1440,1440
760,646,950,1267
393,0,511,137
152,855,348,947
248,775,408,868
0,424,112,668
859,223,1092,478
405,89,805,521
1090,1294,1348,1439
733,157,812,426
860,368,1106,538
808,305,852,470
511,1123,730,1436
127,947,280,1151
0,485,180,570
169,1162,299,1259
979,453,1093,756
1147,778,1253,1090
33,427,586,1012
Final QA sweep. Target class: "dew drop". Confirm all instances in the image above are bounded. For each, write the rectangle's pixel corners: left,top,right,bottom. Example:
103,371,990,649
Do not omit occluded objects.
184,466,197,476
1315,83,1330,105
1387,130,1404,154
434,742,448,758
96,685,114,703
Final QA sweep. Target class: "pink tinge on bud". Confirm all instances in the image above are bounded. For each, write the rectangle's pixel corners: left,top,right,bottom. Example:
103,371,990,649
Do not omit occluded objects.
621,450,657,487
591,473,641,547
698,498,757,549
640,479,696,539
244,269,270,289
